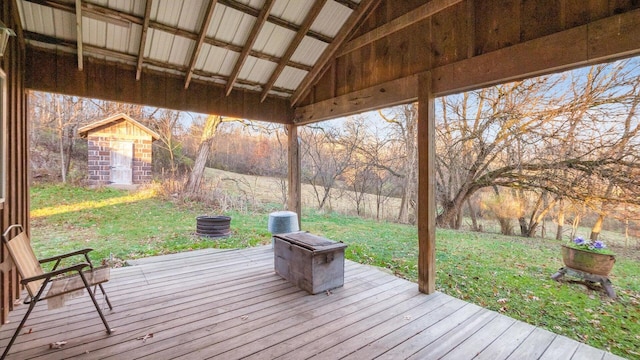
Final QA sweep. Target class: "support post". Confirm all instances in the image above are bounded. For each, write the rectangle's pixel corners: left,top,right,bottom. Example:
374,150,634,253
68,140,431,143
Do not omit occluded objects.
418,72,436,294
287,124,302,228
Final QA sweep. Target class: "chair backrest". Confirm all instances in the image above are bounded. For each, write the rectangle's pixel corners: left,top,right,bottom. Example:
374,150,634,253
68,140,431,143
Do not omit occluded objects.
2,225,44,297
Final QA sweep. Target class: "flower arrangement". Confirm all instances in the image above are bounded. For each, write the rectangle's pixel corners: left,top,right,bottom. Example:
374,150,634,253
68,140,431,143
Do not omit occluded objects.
567,236,615,255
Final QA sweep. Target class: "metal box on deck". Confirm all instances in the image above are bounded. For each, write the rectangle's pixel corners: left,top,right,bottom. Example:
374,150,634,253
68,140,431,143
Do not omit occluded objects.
273,232,347,294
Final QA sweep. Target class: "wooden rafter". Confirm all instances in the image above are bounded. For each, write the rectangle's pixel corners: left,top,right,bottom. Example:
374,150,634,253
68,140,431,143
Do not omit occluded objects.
225,0,275,96
75,0,83,70
290,0,382,107
184,0,218,89
337,0,464,57
136,0,153,80
260,0,327,102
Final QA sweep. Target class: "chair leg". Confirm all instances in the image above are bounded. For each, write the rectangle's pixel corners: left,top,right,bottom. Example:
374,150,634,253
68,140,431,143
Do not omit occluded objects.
98,283,113,310
80,273,112,334
1,300,37,360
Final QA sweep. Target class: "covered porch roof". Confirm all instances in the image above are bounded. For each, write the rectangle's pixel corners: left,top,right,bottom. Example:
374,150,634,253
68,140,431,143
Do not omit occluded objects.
15,1,640,123
0,247,625,359
1,0,640,339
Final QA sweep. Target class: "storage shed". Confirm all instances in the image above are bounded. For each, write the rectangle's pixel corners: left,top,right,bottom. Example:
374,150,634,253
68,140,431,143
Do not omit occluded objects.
78,113,159,186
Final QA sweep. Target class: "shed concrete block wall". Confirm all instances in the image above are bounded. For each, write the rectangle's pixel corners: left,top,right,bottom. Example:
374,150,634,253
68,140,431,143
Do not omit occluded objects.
85,120,154,186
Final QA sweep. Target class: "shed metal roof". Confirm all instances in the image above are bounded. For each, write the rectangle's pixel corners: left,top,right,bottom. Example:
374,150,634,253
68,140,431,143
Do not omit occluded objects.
17,0,365,101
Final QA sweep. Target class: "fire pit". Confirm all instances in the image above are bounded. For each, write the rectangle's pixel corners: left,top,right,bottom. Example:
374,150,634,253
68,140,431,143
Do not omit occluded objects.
196,216,231,238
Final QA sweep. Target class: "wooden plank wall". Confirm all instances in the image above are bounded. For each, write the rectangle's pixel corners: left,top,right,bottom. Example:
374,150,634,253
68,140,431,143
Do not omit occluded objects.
302,0,640,107
0,0,29,326
25,49,294,125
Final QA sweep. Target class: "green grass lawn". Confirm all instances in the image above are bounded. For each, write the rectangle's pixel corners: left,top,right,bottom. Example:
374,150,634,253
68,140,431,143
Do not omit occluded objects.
29,183,640,359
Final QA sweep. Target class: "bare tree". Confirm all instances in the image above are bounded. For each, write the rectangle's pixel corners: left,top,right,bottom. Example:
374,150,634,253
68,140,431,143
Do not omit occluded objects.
434,60,640,232
378,105,418,224
184,115,224,195
300,123,359,210
150,109,186,176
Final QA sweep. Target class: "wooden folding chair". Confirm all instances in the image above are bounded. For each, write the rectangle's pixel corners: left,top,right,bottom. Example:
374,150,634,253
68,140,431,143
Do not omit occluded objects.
1,225,113,359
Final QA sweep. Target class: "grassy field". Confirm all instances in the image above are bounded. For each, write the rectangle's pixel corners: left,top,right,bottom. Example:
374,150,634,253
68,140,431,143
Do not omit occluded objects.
29,183,640,359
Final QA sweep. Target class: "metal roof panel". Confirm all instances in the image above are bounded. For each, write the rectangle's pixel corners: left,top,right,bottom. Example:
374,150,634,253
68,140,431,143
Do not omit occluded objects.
291,36,327,66
253,22,295,57
208,5,255,46
87,0,146,17
271,0,313,25
169,37,194,67
311,1,352,38
239,57,277,84
274,66,307,90
198,44,239,76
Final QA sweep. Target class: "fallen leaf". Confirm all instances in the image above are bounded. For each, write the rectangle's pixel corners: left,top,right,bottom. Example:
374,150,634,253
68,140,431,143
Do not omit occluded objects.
49,341,67,349
136,333,154,343
241,315,249,321
24,328,32,335
497,298,508,304
325,290,332,296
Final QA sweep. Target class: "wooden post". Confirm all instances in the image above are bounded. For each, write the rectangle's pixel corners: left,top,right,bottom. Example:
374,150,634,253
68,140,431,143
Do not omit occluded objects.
287,124,302,228
417,72,436,294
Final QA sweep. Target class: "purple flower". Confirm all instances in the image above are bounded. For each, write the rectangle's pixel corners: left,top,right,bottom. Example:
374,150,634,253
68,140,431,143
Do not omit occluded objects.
593,240,606,249
573,237,586,245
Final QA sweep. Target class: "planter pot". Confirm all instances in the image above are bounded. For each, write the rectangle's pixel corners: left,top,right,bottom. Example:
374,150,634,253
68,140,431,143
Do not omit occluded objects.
561,245,615,276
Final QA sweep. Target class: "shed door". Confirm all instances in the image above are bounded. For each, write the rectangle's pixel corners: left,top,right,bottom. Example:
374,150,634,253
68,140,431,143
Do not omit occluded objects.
110,141,133,184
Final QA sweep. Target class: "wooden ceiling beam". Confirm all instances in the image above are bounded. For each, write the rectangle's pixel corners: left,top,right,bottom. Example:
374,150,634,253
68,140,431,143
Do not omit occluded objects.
337,0,464,57
24,30,139,63
225,0,275,96
75,0,83,71
260,0,327,102
290,0,382,107
184,0,218,89
136,0,153,80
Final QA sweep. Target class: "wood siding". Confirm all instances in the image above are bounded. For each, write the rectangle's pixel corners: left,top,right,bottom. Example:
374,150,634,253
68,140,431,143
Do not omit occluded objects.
24,49,294,125
1,0,30,326
300,0,640,113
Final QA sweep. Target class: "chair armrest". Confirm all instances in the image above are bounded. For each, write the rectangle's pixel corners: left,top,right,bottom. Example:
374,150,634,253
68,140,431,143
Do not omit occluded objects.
20,263,90,285
38,248,94,264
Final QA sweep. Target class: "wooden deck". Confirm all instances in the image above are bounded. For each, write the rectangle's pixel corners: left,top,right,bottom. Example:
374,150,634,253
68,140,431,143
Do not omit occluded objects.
0,246,626,359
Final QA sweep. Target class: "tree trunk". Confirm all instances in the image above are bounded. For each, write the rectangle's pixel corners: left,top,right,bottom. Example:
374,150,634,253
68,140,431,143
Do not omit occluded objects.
556,198,565,240
467,198,479,231
590,214,605,241
518,217,528,237
437,200,461,229
64,126,75,179
398,188,409,223
571,214,581,239
56,101,67,183
184,115,222,195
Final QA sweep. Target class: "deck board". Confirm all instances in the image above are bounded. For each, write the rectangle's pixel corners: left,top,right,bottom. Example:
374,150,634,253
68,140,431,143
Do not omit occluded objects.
0,246,626,359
